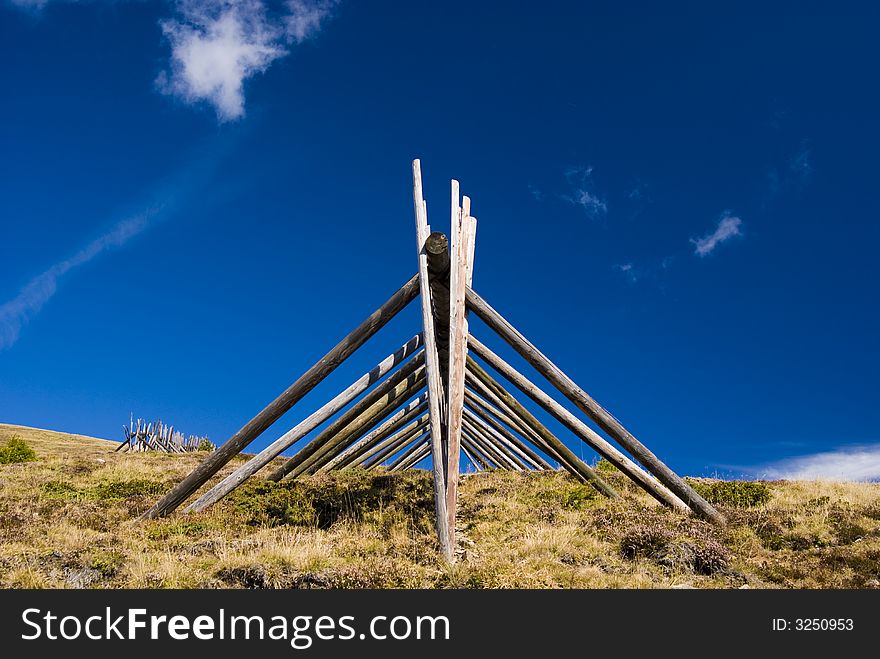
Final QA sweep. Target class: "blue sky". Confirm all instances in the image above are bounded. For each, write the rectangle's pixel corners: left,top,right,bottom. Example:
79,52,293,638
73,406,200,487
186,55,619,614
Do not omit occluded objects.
1,0,879,480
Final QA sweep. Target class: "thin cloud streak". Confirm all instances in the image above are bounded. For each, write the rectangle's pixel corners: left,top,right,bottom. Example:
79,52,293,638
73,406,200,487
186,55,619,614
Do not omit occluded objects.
691,212,742,256
0,208,160,350
753,444,880,482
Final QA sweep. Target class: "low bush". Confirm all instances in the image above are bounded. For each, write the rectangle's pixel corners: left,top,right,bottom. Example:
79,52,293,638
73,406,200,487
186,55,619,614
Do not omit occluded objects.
0,435,37,464
688,479,771,508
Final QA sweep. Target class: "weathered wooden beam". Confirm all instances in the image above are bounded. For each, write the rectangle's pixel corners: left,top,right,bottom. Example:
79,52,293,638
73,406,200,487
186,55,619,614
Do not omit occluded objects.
340,412,429,471
425,231,451,386
464,288,722,523
466,357,617,497
364,424,430,469
468,336,691,513
460,430,495,469
285,371,427,480
322,396,428,472
412,159,452,561
463,417,527,471
461,427,511,470
185,335,424,512
461,440,488,471
466,371,571,470
396,441,432,471
445,180,475,548
266,354,426,481
464,398,552,470
140,274,421,520
388,434,430,471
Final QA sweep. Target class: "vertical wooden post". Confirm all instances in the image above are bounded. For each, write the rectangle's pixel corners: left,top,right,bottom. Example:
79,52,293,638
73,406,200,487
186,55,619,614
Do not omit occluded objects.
412,160,452,561
445,179,472,551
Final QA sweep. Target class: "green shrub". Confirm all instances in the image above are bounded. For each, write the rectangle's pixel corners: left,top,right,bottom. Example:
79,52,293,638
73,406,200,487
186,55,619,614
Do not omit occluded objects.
197,439,215,452
228,470,434,530
41,479,164,501
0,435,37,464
687,479,771,508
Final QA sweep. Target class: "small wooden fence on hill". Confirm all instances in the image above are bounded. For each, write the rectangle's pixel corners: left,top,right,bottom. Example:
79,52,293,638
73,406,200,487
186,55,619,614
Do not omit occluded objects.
116,417,213,453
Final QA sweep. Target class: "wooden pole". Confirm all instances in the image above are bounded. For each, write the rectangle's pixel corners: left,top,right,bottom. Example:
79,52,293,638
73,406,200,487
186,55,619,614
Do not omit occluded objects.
466,370,570,470
322,396,427,472
464,288,722,523
466,357,617,496
347,415,429,469
364,424,430,469
462,427,513,470
140,274,420,520
464,397,552,470
462,417,526,470
294,376,427,478
468,336,691,513
412,159,452,561
395,441,432,471
460,430,496,469
272,365,427,480
298,374,428,477
185,335,424,512
445,180,474,549
461,439,490,471
387,434,430,471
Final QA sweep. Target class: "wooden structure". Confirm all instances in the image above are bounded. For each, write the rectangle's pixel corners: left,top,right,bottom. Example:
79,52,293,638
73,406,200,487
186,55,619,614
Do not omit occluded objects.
141,161,724,561
117,416,212,453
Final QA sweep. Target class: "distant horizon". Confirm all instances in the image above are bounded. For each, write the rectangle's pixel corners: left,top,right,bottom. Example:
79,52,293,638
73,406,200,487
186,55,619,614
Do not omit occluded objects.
2,1,878,482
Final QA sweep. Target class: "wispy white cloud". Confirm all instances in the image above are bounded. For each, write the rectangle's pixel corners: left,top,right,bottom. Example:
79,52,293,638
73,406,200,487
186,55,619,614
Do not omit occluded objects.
157,1,287,122
527,184,543,201
788,141,813,179
157,0,337,121
753,444,880,482
563,166,607,219
0,209,160,350
284,0,336,43
690,212,743,257
613,262,638,284
8,0,338,122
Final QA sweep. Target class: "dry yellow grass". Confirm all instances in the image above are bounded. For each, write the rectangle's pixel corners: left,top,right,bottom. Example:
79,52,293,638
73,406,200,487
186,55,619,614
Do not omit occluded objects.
1,422,878,589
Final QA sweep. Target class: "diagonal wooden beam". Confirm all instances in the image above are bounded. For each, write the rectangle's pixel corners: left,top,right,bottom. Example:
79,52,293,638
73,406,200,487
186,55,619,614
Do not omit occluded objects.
412,159,452,561
266,354,426,481
462,432,498,470
289,372,427,479
388,434,431,471
185,335,424,512
397,441,433,471
465,388,556,468
322,396,427,472
466,371,569,470
140,274,421,519
464,404,550,470
343,413,429,470
465,285,723,524
463,417,527,470
467,356,617,497
468,335,691,513
461,441,487,471
365,426,430,469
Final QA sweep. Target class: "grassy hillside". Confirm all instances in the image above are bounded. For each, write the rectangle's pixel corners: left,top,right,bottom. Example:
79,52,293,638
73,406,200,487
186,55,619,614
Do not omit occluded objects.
1,422,879,589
